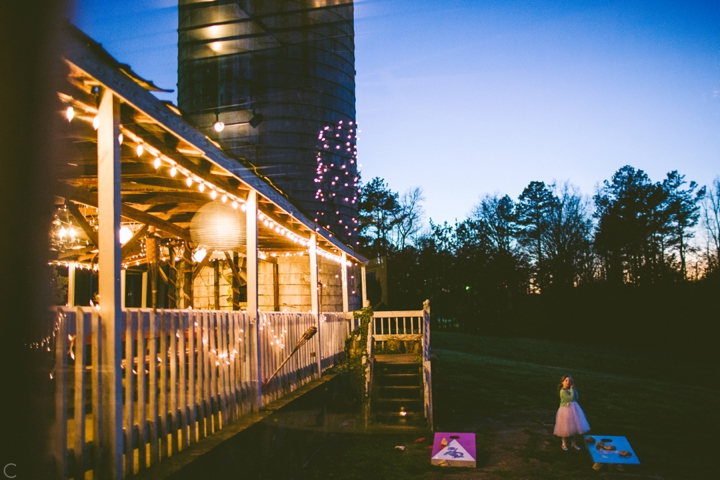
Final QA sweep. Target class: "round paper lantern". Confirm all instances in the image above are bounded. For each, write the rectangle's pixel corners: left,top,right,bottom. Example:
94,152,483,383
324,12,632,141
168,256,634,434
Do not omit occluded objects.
190,201,246,251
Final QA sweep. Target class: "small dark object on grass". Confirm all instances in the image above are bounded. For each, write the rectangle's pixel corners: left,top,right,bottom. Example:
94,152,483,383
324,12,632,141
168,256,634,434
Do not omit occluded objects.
415,437,425,443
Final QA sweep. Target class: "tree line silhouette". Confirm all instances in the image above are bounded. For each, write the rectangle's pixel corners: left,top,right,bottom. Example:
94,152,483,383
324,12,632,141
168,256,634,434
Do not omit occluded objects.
358,166,719,357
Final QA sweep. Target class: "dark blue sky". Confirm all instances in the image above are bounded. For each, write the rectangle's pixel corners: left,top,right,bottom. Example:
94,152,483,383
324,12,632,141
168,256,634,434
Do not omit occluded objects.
74,0,720,227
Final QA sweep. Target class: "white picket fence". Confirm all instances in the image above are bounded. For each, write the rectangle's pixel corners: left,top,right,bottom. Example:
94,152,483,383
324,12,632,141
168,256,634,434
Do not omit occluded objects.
49,307,350,479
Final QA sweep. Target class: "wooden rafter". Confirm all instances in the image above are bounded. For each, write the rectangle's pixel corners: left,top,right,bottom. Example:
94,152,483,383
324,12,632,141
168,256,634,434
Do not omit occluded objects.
121,224,148,260
55,182,192,242
65,200,99,247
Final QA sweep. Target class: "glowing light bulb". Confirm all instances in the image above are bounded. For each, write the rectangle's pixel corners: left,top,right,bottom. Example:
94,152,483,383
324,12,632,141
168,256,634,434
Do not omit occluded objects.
198,183,205,193
170,166,177,177
153,157,161,169
136,144,144,157
221,194,227,203
92,115,99,130
192,247,207,263
119,226,133,245
213,121,225,132
118,133,123,145
66,106,74,122
186,176,193,187
232,201,238,209
210,189,217,200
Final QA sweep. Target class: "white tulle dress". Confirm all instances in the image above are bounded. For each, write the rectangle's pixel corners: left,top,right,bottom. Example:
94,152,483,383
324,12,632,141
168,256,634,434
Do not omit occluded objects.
553,387,590,437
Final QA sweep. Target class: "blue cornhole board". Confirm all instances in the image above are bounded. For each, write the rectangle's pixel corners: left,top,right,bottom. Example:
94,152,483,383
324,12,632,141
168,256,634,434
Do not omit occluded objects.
586,435,640,465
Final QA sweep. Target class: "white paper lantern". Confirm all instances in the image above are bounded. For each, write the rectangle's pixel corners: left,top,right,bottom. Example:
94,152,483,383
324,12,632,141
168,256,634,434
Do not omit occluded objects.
190,201,246,251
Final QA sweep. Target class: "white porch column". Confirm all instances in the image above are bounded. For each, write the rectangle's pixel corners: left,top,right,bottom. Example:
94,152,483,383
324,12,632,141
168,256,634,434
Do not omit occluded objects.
141,271,148,308
67,263,76,307
341,252,349,314
309,234,321,376
361,264,368,308
97,88,123,479
120,269,126,309
246,191,261,408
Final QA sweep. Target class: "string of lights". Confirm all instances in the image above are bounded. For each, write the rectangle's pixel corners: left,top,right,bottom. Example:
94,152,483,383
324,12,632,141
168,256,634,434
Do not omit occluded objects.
60,102,357,267
314,119,361,245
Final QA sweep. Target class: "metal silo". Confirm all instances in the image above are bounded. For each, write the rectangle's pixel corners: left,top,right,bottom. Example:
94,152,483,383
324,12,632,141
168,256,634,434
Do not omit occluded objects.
178,0,359,245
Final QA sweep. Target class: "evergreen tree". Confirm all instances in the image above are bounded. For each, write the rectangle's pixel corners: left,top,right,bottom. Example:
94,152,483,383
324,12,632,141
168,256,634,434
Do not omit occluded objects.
357,177,401,255
701,177,720,273
517,181,556,291
663,171,705,279
593,166,668,285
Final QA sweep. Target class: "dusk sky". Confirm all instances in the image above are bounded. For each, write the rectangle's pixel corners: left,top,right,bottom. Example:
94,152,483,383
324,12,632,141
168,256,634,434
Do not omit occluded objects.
73,0,719,227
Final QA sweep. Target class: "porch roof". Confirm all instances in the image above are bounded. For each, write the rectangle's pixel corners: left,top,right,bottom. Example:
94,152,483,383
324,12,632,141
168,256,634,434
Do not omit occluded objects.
53,24,367,268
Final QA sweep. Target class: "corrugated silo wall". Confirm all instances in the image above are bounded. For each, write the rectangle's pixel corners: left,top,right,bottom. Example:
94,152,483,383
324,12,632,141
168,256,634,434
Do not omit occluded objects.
178,0,359,246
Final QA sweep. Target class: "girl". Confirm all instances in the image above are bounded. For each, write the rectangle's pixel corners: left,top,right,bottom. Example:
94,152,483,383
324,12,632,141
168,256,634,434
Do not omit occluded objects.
553,375,591,450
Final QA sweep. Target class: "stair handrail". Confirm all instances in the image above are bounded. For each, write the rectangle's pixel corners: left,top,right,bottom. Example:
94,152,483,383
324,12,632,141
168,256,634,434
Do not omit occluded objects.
422,299,433,429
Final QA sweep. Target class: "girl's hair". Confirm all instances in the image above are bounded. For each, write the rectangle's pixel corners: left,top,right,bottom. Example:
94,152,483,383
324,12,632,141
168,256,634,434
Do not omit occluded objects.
558,375,574,392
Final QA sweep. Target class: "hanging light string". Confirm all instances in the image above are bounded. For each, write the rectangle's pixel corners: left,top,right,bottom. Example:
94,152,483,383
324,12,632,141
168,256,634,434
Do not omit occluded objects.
60,98,356,267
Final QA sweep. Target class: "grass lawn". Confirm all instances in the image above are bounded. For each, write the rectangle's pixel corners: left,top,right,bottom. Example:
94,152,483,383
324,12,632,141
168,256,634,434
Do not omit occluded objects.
302,332,718,479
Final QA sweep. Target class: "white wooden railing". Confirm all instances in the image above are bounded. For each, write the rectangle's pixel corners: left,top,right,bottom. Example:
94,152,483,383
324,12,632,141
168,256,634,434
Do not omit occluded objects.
49,307,350,479
366,302,433,428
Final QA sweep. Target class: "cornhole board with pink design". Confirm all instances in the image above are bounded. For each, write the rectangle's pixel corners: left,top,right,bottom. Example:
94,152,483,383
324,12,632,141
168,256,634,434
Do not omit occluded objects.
431,432,476,467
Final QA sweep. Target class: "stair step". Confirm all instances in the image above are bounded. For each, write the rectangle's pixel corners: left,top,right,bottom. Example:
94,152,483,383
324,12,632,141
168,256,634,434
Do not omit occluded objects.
376,385,421,389
374,397,424,403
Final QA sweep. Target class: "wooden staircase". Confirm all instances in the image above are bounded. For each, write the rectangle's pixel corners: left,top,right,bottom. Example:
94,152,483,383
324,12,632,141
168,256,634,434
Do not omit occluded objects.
363,304,433,429
371,354,425,426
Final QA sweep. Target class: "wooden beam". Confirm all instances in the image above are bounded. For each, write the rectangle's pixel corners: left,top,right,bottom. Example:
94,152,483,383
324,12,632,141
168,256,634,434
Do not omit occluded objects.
157,265,169,285
224,251,247,285
121,224,148,260
192,254,211,277
55,182,192,241
65,200,99,247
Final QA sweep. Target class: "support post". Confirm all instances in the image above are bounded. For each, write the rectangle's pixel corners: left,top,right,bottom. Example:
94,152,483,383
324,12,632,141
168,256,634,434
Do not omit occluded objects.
246,191,260,408
309,234,321,376
97,88,123,479
67,263,76,307
361,263,368,308
141,271,148,308
120,269,126,309
183,243,193,309
213,259,220,309
341,252,349,315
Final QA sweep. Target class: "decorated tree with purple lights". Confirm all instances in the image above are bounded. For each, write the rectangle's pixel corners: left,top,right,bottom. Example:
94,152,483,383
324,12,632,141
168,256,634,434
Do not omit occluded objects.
314,119,361,245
